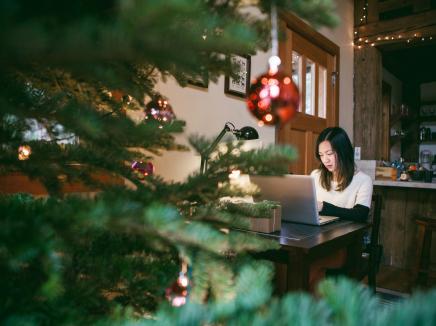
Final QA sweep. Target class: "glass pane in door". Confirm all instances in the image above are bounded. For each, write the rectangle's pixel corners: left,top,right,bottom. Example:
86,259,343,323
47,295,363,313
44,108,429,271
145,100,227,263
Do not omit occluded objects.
292,51,301,87
318,65,327,118
305,58,315,115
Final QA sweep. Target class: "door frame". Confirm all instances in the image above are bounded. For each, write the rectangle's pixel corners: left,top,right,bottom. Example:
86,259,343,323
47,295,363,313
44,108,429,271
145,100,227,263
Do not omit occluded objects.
278,11,340,173
279,11,340,134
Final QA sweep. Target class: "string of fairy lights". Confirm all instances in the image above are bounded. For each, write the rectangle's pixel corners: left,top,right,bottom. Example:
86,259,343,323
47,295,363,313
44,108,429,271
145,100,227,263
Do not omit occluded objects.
353,1,435,49
353,32,434,49
357,1,368,25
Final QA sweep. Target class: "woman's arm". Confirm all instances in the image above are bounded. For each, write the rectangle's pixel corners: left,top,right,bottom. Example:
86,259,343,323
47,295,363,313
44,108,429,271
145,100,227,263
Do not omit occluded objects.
320,201,369,223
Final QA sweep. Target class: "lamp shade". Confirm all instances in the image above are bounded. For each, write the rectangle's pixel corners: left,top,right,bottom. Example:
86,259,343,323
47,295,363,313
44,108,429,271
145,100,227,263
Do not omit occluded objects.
235,126,259,140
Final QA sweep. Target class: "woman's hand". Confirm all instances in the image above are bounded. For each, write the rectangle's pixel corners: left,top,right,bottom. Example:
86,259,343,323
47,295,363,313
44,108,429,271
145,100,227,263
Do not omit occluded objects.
317,201,324,212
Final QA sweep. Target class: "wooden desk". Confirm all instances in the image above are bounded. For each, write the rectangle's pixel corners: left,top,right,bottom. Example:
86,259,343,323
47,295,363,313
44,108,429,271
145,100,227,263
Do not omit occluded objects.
252,220,368,293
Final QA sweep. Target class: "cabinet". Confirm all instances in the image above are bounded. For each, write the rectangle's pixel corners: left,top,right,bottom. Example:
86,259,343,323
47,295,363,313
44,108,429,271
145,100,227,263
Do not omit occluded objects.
389,103,418,161
418,102,436,166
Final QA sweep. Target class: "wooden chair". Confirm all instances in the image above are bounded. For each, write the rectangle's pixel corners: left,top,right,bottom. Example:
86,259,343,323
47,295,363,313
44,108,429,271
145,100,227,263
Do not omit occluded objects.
362,193,383,292
326,194,383,292
413,217,436,287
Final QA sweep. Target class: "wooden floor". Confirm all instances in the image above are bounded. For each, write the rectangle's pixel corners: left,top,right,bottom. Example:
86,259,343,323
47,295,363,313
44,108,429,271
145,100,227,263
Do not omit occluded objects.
375,264,436,294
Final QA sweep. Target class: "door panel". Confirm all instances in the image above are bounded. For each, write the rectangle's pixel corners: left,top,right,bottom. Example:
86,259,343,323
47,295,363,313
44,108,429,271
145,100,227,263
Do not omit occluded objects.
277,17,339,175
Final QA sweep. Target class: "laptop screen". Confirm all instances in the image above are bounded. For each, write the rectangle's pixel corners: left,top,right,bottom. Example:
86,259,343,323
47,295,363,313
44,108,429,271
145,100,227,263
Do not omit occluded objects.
250,174,322,225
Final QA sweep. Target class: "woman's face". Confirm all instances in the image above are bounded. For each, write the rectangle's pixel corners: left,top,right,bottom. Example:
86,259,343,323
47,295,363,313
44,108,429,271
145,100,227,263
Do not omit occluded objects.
318,140,337,174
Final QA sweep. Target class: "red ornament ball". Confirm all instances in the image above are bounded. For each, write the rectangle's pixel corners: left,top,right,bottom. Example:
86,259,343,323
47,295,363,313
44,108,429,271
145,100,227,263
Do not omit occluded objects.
165,272,189,307
144,96,175,125
131,161,154,176
246,70,299,126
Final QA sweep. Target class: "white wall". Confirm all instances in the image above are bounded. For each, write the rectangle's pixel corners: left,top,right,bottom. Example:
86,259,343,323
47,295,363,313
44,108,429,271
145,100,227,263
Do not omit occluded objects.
153,0,355,181
319,0,355,140
152,51,275,181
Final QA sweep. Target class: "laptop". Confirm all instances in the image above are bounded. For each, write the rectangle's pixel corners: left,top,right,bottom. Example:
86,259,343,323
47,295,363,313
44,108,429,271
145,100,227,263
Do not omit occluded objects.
250,175,339,226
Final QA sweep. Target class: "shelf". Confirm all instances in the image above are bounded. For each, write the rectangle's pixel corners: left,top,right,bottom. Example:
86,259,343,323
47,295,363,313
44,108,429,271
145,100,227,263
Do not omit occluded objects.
419,141,436,145
389,114,412,126
390,135,405,143
419,118,436,126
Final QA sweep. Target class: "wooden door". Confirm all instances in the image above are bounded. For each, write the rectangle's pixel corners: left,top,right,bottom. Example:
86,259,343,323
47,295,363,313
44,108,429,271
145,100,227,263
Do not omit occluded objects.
277,13,340,175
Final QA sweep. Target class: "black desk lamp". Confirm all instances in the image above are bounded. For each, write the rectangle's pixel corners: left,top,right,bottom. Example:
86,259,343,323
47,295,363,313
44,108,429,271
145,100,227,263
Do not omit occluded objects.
200,122,259,174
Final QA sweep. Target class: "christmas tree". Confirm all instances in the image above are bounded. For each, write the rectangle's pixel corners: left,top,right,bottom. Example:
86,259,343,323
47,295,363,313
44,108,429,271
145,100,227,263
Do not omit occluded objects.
1,1,435,325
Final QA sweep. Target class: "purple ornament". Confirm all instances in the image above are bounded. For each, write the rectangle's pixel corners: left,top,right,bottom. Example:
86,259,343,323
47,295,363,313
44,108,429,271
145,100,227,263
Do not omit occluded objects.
131,161,154,176
144,96,175,125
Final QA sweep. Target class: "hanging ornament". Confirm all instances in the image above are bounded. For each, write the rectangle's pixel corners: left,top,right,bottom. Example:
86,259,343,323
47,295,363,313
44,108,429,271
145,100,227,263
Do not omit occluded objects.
165,261,189,307
110,89,124,102
131,161,154,177
246,2,299,126
144,95,175,126
247,65,299,126
18,145,32,160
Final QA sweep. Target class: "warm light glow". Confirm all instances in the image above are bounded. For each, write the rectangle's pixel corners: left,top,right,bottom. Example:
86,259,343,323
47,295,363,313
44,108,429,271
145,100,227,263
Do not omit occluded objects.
268,78,279,86
229,170,241,179
258,99,270,110
178,274,189,288
270,85,280,98
268,56,281,69
264,114,273,122
371,43,375,47
171,296,186,307
18,145,32,161
257,120,265,127
259,89,269,99
283,77,291,84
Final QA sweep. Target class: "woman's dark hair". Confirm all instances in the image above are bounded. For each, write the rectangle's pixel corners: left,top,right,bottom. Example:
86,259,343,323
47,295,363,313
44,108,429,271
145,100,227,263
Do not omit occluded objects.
315,127,355,191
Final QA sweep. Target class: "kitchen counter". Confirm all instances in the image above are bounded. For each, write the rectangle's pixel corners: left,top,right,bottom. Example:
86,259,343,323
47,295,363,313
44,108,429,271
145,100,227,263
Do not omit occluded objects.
374,179,436,189
373,182,436,270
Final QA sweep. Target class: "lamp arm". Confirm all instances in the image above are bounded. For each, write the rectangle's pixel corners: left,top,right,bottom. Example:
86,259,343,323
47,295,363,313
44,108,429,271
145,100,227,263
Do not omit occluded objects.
200,124,233,175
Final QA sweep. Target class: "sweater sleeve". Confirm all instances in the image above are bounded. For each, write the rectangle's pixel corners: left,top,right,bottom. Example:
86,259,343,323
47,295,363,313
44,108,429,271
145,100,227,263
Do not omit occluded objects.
320,201,370,223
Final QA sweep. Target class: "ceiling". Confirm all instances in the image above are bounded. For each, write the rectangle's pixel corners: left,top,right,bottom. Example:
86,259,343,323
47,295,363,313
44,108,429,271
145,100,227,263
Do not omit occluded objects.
381,42,436,84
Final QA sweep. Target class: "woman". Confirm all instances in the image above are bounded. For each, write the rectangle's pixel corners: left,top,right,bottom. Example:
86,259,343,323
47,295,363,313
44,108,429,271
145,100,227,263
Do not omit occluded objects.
311,127,373,222
309,127,373,291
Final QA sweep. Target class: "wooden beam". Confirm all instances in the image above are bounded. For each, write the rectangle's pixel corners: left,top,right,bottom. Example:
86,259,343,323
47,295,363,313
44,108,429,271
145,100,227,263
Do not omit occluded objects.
354,0,367,27
413,0,432,13
367,0,379,24
353,46,382,160
377,0,414,14
356,9,436,38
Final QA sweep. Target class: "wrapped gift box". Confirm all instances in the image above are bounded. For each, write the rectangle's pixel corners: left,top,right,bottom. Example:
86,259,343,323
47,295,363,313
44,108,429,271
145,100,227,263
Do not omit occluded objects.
375,167,396,180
